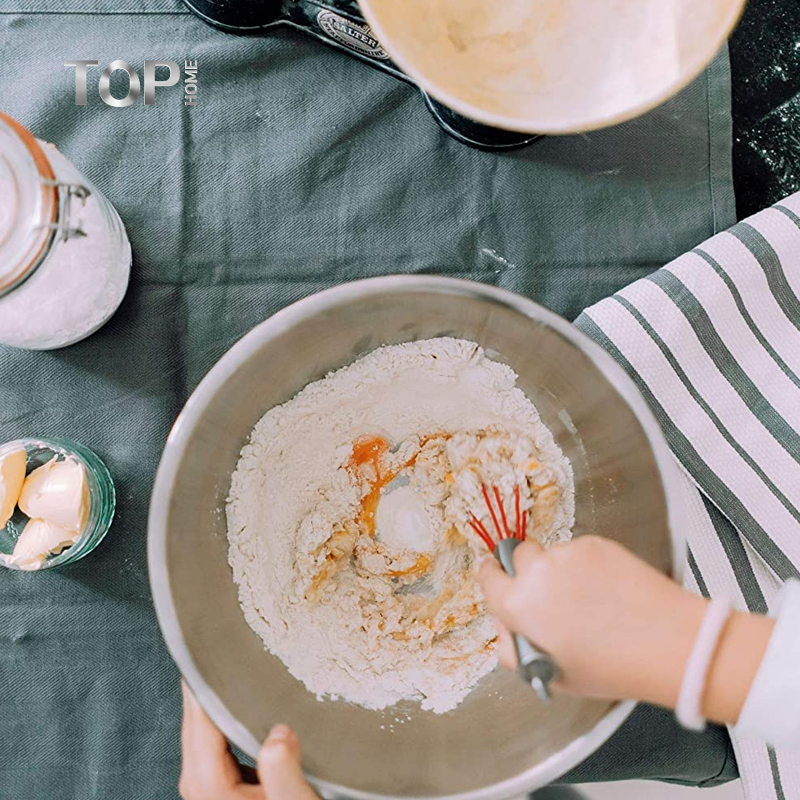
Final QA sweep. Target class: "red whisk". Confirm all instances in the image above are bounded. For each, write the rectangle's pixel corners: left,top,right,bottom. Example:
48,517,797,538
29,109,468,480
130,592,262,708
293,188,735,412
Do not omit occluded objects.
468,484,527,552
466,482,558,702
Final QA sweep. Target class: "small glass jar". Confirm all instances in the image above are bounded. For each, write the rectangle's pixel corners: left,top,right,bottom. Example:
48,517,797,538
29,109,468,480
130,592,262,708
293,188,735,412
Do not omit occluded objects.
0,438,116,571
0,112,131,350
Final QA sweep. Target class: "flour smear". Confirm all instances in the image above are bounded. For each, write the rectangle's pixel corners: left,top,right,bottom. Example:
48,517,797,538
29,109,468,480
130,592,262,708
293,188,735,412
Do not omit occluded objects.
227,337,574,713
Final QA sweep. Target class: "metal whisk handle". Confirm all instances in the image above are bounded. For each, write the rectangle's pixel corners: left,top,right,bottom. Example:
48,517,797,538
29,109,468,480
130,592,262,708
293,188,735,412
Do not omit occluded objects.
494,538,559,703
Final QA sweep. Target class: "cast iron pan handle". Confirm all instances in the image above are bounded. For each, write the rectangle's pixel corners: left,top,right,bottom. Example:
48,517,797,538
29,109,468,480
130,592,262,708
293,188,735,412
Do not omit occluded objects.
181,0,541,150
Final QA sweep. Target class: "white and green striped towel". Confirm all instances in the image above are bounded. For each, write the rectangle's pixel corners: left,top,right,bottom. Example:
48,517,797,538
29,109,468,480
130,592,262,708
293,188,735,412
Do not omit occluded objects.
574,192,800,800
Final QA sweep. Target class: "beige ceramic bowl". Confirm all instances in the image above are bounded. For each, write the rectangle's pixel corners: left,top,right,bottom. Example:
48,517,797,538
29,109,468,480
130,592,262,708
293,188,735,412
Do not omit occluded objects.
358,0,746,134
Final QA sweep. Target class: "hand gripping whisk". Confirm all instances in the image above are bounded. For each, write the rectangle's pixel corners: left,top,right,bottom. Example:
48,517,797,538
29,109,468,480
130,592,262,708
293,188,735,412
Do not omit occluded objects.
469,484,559,702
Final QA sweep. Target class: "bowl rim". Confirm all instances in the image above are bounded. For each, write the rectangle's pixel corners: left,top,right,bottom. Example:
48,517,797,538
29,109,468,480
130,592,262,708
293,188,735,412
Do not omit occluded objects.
356,0,747,135
148,275,685,799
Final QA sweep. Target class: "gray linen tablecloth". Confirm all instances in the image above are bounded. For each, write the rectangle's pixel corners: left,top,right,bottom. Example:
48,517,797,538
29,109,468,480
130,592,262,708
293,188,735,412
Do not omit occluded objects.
0,3,738,797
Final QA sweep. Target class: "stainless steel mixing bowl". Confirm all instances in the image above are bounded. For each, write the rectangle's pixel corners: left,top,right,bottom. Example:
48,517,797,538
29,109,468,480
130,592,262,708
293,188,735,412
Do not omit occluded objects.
149,276,684,800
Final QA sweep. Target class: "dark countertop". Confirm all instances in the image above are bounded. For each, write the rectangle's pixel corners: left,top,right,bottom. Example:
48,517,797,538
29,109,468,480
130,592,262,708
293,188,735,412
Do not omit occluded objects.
731,0,800,218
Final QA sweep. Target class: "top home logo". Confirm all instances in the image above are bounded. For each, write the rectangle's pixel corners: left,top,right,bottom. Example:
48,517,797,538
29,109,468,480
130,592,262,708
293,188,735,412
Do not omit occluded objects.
65,60,198,107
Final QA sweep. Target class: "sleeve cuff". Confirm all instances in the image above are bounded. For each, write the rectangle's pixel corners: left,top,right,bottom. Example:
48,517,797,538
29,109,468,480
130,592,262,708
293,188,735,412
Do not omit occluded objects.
734,579,800,746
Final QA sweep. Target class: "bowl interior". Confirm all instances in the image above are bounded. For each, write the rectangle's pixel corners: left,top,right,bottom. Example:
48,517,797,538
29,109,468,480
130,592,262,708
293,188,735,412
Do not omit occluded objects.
359,0,745,133
155,283,673,798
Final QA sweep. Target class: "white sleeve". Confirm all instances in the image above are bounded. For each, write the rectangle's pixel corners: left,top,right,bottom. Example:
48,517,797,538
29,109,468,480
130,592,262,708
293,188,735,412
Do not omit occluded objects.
734,578,800,746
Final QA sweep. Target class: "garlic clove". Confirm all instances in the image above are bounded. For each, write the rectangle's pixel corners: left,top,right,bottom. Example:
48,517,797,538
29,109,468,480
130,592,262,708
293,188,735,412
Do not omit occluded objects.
0,448,27,528
2,518,80,571
18,457,89,532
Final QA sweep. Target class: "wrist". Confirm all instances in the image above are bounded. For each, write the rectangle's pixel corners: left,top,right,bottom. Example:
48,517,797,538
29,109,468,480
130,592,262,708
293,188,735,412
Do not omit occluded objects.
627,597,774,726
702,611,774,725
627,591,708,709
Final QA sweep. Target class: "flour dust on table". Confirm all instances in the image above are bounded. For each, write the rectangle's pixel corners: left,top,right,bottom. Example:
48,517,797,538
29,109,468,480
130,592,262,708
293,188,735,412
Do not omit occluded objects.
227,338,574,713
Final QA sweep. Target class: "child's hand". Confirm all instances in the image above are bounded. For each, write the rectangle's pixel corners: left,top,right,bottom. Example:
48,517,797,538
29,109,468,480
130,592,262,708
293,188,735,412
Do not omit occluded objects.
478,535,707,709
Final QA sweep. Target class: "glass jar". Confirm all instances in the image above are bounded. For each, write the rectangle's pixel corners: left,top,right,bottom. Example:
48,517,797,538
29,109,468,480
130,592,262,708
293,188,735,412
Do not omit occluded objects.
0,112,131,350
0,438,116,571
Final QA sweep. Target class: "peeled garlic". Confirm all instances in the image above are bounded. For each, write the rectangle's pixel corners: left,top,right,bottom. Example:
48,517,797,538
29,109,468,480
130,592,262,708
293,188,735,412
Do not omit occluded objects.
2,518,80,571
0,448,26,528
18,457,89,532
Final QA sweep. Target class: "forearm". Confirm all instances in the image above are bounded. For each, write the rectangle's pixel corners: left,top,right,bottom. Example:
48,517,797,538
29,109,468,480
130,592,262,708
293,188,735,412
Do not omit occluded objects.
633,596,774,726
702,611,774,725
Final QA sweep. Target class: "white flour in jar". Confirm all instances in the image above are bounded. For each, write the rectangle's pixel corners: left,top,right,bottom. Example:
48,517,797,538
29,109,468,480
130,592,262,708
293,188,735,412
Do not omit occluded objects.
0,143,131,350
227,337,574,713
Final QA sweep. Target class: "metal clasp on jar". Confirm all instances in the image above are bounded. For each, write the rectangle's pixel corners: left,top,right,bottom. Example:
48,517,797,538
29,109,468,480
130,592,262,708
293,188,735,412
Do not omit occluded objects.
38,180,92,241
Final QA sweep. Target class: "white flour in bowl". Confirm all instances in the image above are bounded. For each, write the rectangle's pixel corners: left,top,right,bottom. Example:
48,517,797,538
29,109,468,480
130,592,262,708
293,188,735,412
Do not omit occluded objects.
227,337,574,713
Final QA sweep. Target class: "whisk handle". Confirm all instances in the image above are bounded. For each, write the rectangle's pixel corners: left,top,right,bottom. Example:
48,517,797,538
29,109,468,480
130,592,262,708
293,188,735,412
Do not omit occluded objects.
494,538,560,703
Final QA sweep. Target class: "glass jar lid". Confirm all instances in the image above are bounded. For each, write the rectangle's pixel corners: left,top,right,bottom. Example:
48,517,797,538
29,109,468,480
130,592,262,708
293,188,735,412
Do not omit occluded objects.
0,112,59,297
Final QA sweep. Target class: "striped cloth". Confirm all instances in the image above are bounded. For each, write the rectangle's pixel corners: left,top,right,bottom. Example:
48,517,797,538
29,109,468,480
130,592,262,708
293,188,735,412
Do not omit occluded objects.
574,192,800,800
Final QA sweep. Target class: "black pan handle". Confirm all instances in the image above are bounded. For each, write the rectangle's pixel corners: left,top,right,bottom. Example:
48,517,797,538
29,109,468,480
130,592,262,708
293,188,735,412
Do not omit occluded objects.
181,0,541,150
